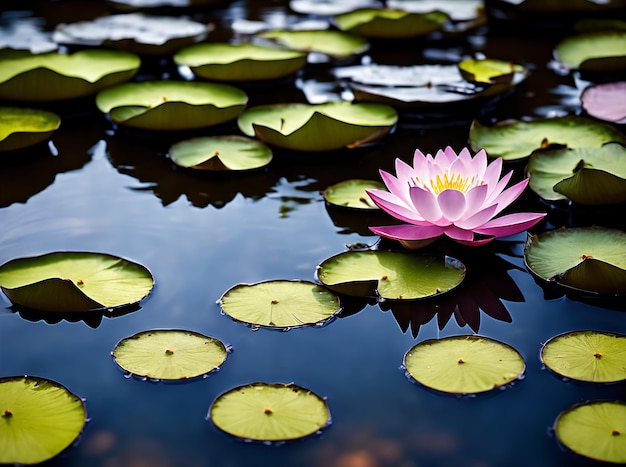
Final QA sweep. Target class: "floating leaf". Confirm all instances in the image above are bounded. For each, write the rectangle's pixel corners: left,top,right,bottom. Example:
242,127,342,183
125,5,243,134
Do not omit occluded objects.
0,376,87,465
96,80,248,131
581,81,626,124
524,227,626,295
219,280,340,329
53,13,211,56
0,49,141,102
237,101,397,152
555,400,626,464
316,250,465,299
289,0,381,16
554,31,626,72
541,330,626,383
112,329,228,380
169,135,272,171
257,29,369,60
333,8,449,39
527,143,626,205
387,0,483,21
209,382,331,442
403,335,525,395
322,179,384,209
0,251,154,313
174,43,307,81
469,116,626,161
0,106,61,152
458,58,525,84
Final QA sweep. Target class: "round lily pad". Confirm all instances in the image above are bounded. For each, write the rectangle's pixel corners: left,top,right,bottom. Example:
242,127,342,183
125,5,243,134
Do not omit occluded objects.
333,8,450,39
554,31,626,72
169,135,272,171
527,143,626,205
53,13,211,56
316,250,466,299
322,179,384,209
0,376,87,465
403,335,525,395
257,29,369,60
541,330,626,383
581,81,626,124
0,251,154,313
112,329,228,380
0,49,140,102
524,227,626,295
458,58,526,84
219,280,341,329
0,106,61,152
96,80,248,131
469,116,626,161
237,101,397,152
174,43,307,82
554,400,626,464
209,382,331,442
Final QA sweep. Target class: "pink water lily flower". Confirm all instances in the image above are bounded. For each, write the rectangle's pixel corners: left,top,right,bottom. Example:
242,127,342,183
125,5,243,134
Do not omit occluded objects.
366,146,546,247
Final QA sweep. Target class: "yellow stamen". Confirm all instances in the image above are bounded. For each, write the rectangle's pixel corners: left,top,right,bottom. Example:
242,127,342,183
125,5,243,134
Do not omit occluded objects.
419,173,476,195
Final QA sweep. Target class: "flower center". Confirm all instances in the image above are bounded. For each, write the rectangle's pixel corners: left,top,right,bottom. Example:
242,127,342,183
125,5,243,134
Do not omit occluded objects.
417,172,476,195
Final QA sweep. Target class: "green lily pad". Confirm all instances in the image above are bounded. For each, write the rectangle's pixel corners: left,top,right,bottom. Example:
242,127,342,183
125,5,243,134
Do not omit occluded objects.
403,335,525,395
209,382,331,442
469,116,626,161
0,251,154,313
218,280,341,329
0,376,87,465
53,13,212,56
333,8,450,39
524,227,626,295
96,80,248,131
316,250,466,299
322,179,384,209
257,29,369,60
541,330,626,383
0,106,61,152
0,49,140,102
527,143,626,205
554,31,626,72
169,135,272,171
237,102,397,152
174,43,307,82
387,0,483,21
112,329,228,380
458,58,525,84
554,400,626,464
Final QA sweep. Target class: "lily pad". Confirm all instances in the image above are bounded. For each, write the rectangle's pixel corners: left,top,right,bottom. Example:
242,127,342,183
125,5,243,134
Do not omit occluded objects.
458,58,525,84
0,376,87,465
112,329,228,380
0,251,154,313
289,0,381,16
96,80,248,131
387,0,483,21
316,250,466,299
541,330,626,383
218,280,341,329
333,8,450,39
403,335,525,395
53,13,212,56
0,49,141,102
0,106,61,152
524,226,626,295
209,382,331,442
237,101,397,152
169,135,272,171
554,400,626,464
322,179,384,209
581,81,626,124
527,143,626,205
257,29,369,60
554,31,626,72
174,43,307,82
469,116,626,161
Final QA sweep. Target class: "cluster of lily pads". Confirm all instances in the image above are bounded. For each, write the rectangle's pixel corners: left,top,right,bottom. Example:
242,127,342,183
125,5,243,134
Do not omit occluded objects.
1,0,626,464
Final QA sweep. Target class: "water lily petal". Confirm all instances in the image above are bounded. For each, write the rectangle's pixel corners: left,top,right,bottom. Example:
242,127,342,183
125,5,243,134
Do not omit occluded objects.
454,236,496,246
437,189,466,222
394,158,415,185
366,189,425,223
473,212,546,237
409,186,443,224
491,178,528,214
380,169,409,202
456,204,498,230
463,184,489,216
472,149,488,179
484,169,512,204
369,223,444,241
442,224,474,241
482,156,503,188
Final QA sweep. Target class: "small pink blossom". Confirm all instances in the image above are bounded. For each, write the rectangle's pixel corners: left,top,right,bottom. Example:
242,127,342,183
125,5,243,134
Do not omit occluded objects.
366,146,546,247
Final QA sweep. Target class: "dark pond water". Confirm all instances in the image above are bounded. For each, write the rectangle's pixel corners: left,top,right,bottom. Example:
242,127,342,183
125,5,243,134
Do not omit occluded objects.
1,1,625,466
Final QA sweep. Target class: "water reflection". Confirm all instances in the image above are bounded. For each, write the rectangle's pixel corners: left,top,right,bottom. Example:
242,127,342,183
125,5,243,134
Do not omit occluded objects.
10,303,141,328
